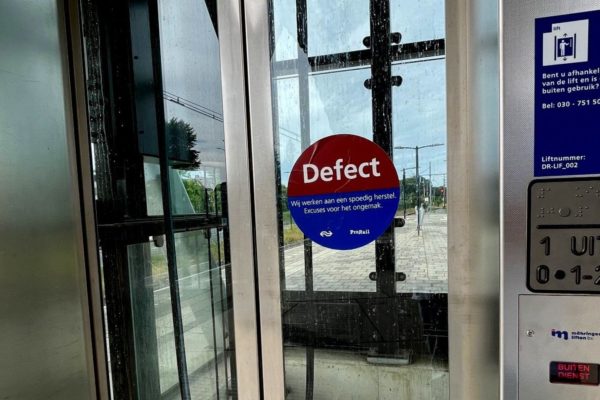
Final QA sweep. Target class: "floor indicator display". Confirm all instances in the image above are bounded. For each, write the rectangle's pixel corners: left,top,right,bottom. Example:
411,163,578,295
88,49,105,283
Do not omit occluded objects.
287,134,400,250
550,361,600,385
535,10,600,176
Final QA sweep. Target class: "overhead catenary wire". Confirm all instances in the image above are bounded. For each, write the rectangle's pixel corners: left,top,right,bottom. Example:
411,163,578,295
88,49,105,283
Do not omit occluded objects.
163,90,224,122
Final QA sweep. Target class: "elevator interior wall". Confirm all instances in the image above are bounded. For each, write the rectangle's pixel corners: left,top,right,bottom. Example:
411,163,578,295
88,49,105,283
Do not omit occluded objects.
0,1,95,399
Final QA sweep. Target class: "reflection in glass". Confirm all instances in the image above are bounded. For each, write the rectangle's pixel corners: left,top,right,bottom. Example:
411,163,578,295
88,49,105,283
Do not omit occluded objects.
128,241,180,397
159,0,226,217
158,0,235,398
174,230,228,399
144,158,164,216
86,0,235,397
127,233,230,399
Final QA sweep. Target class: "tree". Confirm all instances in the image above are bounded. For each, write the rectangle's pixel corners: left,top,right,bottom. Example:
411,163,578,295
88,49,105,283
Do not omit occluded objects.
182,178,205,213
166,117,200,170
400,176,434,211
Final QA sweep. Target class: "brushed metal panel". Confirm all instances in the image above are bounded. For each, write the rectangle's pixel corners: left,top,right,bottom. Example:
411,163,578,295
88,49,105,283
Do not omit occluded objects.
0,0,92,399
446,0,501,399
519,295,600,399
502,1,600,398
217,0,262,398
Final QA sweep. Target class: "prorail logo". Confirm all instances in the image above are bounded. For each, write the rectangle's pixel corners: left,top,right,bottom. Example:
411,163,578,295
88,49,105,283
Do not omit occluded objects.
551,329,600,341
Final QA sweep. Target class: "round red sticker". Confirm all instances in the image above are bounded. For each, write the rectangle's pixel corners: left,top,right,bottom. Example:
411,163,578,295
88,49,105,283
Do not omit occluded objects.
287,134,400,250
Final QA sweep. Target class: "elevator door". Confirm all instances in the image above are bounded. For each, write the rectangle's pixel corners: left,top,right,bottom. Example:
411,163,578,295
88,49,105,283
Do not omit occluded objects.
243,0,450,398
81,0,450,398
80,0,243,399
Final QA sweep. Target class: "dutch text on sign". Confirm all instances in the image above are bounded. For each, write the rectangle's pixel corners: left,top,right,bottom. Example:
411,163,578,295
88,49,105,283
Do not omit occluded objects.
550,361,600,385
287,134,400,250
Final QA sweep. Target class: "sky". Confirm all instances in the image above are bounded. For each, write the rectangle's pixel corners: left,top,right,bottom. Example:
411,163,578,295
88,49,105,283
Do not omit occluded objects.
272,0,447,186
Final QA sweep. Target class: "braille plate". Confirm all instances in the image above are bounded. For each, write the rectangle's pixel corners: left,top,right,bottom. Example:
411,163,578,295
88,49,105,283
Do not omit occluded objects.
528,178,600,292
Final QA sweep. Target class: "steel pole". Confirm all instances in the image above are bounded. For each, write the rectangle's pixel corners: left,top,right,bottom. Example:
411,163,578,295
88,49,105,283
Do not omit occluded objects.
402,168,406,219
415,146,420,235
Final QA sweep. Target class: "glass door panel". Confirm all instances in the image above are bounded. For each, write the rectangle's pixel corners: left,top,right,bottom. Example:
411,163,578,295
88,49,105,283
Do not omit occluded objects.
307,69,373,140
83,0,237,398
392,59,447,295
390,0,445,43
306,0,370,56
127,241,180,397
172,230,228,399
269,0,449,398
157,0,232,397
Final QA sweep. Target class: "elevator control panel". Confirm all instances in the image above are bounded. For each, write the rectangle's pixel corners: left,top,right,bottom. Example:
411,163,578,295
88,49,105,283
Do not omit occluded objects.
528,178,600,292
506,4,600,400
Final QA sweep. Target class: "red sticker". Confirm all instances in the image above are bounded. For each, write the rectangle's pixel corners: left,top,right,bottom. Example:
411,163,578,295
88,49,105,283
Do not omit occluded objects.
288,134,400,250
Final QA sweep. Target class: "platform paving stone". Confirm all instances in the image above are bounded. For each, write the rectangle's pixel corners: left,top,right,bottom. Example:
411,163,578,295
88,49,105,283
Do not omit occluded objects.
283,209,448,293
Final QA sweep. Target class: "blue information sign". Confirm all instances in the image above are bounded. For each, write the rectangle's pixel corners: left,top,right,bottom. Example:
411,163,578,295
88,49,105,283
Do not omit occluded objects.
535,11,600,176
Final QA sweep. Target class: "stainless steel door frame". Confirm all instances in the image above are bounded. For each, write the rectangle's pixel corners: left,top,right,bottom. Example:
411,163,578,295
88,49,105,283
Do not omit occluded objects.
218,1,265,399
56,0,104,397
219,0,286,397
241,1,287,398
65,0,110,398
445,1,501,399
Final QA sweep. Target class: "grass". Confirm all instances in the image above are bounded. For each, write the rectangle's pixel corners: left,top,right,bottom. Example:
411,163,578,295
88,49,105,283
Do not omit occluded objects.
283,223,304,246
